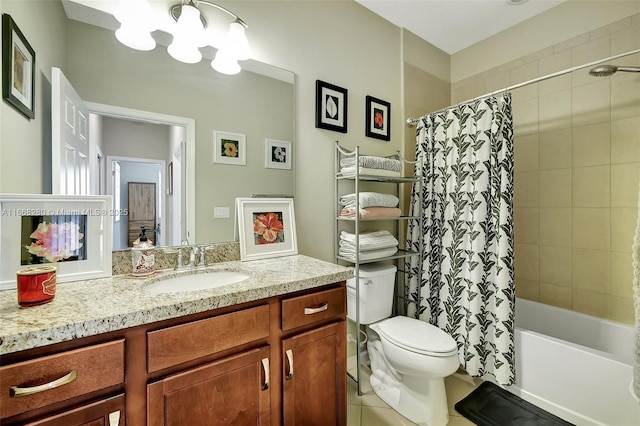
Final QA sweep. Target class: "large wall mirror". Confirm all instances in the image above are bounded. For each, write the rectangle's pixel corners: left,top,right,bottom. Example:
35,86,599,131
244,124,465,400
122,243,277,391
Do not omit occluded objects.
58,1,295,249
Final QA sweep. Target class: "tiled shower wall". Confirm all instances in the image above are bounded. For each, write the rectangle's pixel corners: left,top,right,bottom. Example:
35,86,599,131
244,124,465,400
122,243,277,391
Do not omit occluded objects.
452,14,640,324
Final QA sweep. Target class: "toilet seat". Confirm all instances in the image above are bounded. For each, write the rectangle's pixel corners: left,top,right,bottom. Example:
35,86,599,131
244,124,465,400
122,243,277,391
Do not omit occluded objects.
376,316,457,357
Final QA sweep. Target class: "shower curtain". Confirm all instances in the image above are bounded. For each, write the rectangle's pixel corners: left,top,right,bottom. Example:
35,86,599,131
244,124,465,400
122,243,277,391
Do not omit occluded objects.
632,180,640,401
405,94,516,385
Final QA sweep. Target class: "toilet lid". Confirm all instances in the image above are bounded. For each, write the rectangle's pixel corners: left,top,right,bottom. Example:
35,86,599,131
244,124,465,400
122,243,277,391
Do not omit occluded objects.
376,316,458,357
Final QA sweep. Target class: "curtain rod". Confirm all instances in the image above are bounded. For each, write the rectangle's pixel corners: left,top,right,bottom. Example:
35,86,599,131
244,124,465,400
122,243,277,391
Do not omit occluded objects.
406,48,640,127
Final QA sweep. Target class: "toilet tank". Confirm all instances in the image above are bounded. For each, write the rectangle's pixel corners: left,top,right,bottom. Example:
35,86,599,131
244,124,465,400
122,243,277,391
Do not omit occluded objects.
347,263,397,325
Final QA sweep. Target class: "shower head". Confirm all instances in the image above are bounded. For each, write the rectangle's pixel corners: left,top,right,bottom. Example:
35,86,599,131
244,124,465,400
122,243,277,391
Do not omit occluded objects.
588,65,640,77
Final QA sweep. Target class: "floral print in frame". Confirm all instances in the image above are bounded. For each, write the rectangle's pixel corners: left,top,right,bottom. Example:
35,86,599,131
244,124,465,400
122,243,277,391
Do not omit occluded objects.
213,130,246,166
265,138,292,170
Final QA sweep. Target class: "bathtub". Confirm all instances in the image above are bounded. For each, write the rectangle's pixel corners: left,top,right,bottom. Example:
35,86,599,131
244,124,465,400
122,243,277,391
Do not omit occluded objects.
506,298,639,426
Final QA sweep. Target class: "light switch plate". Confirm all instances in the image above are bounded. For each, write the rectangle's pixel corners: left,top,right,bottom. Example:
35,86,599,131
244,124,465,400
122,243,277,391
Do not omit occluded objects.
214,207,230,218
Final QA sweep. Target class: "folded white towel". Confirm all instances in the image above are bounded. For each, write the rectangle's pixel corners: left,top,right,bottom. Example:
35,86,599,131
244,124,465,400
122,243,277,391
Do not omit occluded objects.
340,230,399,251
339,192,399,209
340,155,402,172
338,246,398,261
339,166,401,178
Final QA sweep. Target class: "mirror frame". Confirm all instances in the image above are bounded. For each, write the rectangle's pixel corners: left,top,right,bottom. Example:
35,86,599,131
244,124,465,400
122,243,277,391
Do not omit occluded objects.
86,101,196,245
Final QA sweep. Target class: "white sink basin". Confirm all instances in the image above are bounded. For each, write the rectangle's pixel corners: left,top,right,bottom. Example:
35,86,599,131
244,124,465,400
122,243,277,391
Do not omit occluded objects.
144,271,250,293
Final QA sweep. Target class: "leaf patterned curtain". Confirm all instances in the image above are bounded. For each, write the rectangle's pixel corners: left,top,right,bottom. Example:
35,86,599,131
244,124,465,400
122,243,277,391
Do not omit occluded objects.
405,94,515,385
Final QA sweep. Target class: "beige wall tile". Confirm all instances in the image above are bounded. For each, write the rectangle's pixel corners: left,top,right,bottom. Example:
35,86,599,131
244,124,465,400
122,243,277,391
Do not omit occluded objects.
612,71,640,121
572,166,610,208
514,207,539,244
610,296,635,324
611,116,640,163
572,36,611,87
539,283,573,309
539,245,572,287
572,80,611,127
611,252,634,297
512,97,539,136
573,289,610,318
572,123,610,167
539,128,572,170
515,243,539,280
514,134,538,172
514,171,539,207
510,61,539,101
573,208,611,250
573,248,611,292
540,169,571,207
539,49,572,78
611,163,640,207
611,21,640,54
540,208,572,247
611,208,637,253
515,278,540,301
485,69,510,94
539,89,572,132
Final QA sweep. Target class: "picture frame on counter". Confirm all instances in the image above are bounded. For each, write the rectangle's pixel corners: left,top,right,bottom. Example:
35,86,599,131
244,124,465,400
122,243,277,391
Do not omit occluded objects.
265,138,292,170
236,197,298,261
315,79,348,133
365,95,391,141
213,130,246,166
0,194,113,290
2,14,35,120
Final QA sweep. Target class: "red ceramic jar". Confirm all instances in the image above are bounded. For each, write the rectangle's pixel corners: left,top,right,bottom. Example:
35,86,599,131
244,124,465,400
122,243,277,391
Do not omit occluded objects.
16,265,57,307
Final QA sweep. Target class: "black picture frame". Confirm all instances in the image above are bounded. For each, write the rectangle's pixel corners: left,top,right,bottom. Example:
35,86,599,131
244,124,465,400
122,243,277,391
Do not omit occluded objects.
365,95,391,141
315,80,347,133
2,14,35,120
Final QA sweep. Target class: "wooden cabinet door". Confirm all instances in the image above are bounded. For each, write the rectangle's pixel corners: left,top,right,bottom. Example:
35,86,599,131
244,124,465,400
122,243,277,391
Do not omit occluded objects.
147,346,270,426
128,182,156,246
23,394,124,426
282,322,346,426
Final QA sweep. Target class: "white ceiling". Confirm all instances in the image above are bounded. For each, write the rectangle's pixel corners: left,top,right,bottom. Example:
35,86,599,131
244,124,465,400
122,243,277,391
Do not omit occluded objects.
355,0,567,54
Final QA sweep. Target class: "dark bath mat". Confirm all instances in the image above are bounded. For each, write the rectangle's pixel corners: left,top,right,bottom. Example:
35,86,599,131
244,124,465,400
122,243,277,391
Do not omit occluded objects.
454,381,575,426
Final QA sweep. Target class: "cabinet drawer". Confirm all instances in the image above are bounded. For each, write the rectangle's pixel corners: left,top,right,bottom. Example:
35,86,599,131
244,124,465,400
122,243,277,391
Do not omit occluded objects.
147,304,270,373
24,393,124,426
0,340,125,420
281,287,346,331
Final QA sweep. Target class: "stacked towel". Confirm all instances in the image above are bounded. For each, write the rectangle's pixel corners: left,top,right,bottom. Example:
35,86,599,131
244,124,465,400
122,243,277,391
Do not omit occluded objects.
339,192,399,209
338,230,398,261
339,155,402,177
339,207,402,219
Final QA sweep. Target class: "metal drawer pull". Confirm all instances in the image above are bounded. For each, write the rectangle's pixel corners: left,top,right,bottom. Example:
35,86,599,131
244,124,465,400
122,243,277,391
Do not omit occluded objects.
109,410,121,426
261,358,270,390
10,370,78,398
285,349,294,380
304,303,328,315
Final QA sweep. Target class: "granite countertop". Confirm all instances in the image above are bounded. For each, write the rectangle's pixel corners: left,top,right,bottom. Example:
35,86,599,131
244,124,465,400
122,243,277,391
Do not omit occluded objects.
0,255,353,356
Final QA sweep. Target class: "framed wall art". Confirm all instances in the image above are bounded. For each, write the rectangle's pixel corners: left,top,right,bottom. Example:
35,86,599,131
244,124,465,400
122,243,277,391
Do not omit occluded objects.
0,194,113,290
265,138,292,170
315,79,347,133
236,197,297,261
2,14,35,120
365,95,391,141
213,130,246,166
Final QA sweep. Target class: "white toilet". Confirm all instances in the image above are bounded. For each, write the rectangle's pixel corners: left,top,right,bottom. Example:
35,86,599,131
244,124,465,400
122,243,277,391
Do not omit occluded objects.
347,264,459,426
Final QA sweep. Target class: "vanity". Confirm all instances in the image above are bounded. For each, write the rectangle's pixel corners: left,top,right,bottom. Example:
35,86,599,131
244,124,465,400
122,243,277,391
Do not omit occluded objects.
0,255,353,425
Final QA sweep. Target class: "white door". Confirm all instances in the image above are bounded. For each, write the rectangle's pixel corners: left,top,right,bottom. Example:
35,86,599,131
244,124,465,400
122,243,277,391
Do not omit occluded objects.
52,67,91,195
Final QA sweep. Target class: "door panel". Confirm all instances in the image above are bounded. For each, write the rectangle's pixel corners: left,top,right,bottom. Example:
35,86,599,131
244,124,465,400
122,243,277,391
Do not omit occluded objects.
52,67,92,195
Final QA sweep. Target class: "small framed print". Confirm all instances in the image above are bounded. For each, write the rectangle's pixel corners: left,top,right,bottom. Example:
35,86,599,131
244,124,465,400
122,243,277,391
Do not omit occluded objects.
0,194,113,290
236,197,298,261
315,80,348,133
365,95,391,141
265,139,292,170
2,14,35,119
213,130,246,166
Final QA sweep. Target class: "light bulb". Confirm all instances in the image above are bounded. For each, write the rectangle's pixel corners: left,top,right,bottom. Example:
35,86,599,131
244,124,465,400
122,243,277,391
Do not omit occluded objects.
212,49,241,75
113,0,156,51
225,22,252,61
167,4,206,63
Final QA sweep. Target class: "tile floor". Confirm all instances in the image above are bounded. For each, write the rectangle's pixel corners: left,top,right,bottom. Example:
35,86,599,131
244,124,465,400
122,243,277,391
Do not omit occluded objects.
347,367,479,426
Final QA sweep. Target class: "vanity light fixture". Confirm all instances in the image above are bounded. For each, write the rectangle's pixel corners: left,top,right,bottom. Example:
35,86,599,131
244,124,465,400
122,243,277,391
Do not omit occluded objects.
113,0,252,75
